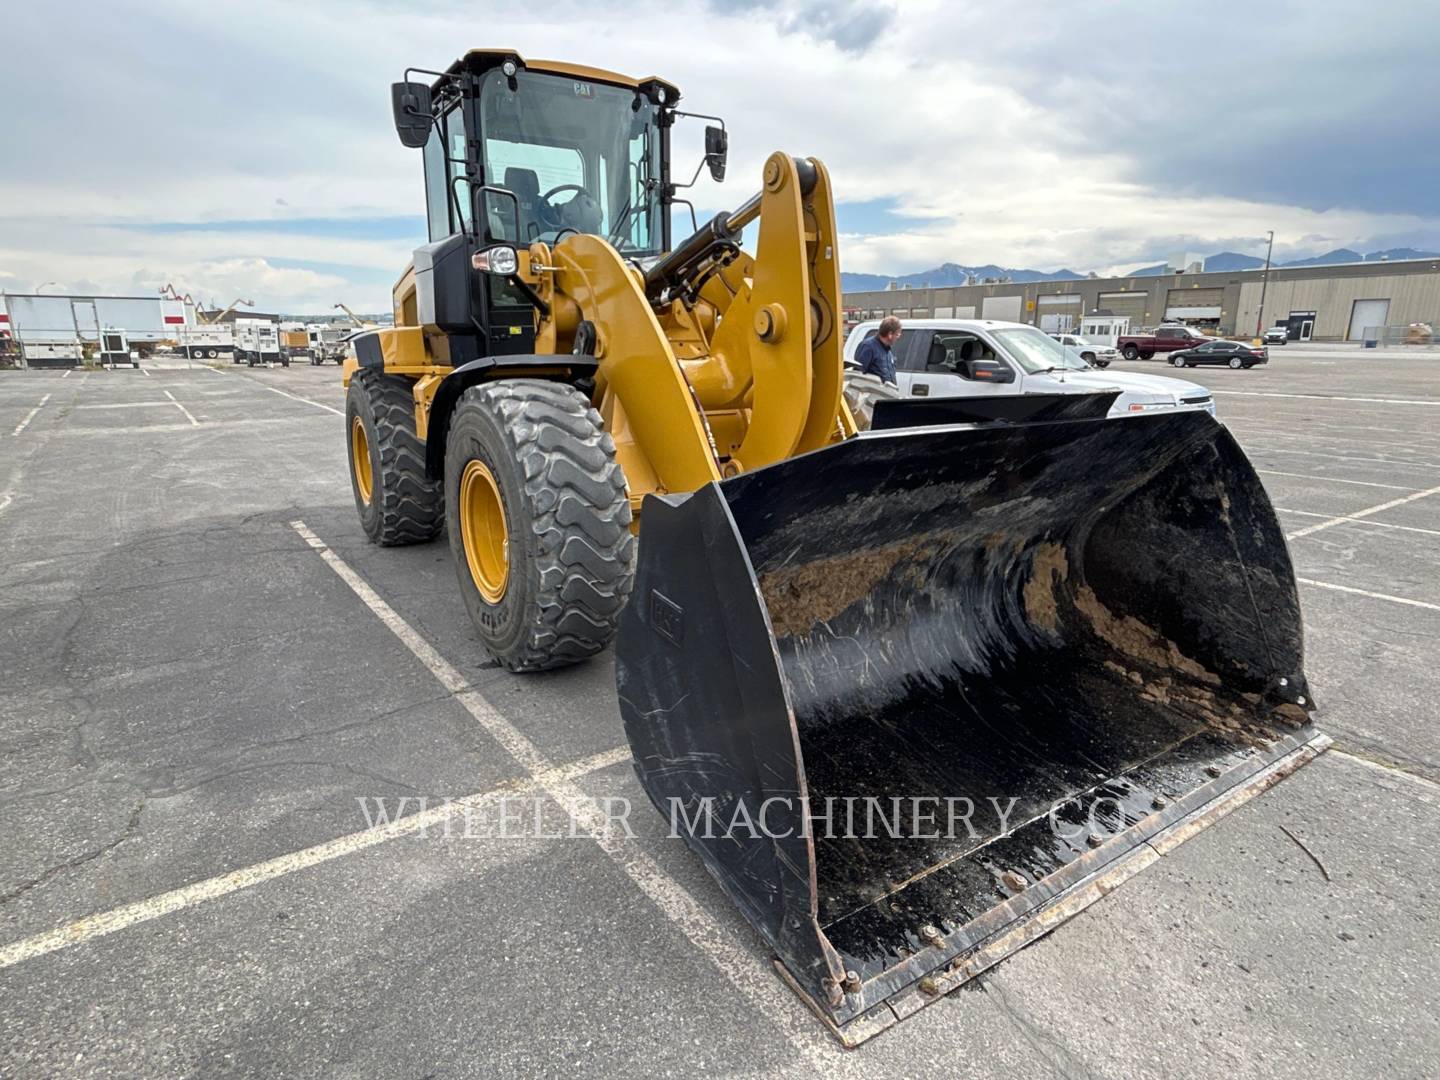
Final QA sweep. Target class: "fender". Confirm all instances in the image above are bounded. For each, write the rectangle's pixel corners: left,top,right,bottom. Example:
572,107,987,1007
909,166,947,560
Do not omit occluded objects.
423,354,599,479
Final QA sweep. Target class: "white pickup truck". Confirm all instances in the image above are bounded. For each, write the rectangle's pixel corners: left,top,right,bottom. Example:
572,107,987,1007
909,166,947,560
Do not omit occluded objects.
844,319,1216,418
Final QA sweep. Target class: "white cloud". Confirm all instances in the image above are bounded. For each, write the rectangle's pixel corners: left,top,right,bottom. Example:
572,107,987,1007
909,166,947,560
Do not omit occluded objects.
0,0,1435,308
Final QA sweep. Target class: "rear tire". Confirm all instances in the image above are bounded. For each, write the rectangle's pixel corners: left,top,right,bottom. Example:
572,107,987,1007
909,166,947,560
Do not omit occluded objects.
1228,356,1243,369
346,372,444,546
444,379,634,672
1122,345,1139,361
1172,355,1187,368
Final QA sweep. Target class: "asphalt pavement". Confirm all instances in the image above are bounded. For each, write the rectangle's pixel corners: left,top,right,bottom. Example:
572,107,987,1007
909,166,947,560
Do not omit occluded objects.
1,345,1437,1078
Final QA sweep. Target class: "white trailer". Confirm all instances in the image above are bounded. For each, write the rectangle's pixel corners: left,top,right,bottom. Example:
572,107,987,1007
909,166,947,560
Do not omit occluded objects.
176,325,235,360
233,319,284,366
22,341,82,363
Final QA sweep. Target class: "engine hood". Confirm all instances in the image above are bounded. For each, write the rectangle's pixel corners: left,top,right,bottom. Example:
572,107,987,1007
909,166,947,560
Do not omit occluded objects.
1049,369,1208,400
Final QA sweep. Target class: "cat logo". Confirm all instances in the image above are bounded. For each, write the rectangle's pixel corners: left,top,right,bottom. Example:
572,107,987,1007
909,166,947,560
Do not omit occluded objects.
572,81,594,99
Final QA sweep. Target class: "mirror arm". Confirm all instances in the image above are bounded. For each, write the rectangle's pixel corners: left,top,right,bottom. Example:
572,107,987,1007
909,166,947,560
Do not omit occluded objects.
505,275,550,318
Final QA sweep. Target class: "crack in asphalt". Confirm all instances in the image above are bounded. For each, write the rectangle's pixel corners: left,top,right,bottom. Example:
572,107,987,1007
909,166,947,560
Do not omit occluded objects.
0,792,146,906
973,975,1108,1080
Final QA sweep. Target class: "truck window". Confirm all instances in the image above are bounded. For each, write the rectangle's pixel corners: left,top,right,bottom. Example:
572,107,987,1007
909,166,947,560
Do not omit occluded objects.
928,331,987,373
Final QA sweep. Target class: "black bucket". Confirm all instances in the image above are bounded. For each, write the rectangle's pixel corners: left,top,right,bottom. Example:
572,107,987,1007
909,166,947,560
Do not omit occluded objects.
616,405,1325,1044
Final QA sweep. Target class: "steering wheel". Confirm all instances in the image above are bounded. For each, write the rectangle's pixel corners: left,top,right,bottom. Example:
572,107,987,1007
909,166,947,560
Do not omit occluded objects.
537,184,590,230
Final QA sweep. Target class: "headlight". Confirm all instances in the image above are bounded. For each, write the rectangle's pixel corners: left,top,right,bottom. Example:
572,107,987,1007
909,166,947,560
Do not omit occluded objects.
1126,401,1174,413
472,245,519,276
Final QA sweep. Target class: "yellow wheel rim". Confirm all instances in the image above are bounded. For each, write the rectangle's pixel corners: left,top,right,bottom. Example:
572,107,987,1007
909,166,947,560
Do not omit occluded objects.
459,458,509,603
351,416,373,506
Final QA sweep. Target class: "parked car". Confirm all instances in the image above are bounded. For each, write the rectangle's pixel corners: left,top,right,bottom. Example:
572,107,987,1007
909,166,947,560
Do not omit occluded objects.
1049,332,1117,367
844,319,1216,418
1167,339,1268,369
1263,326,1288,345
1116,323,1209,360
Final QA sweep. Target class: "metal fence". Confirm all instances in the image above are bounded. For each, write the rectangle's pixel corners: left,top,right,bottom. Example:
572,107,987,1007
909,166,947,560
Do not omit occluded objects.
1361,322,1440,349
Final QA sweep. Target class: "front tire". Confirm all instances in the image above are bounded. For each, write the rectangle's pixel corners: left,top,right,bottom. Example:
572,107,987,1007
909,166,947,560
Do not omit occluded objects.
444,379,634,672
346,372,444,546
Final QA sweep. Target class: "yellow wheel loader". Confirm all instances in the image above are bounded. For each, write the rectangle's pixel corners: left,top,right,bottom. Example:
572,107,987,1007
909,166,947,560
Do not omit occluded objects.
344,50,1328,1044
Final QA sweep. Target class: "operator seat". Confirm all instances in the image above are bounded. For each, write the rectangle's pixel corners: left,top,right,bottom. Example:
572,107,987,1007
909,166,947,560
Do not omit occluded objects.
503,167,542,242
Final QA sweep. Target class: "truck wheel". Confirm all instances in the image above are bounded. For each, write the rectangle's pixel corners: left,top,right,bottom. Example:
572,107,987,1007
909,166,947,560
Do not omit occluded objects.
1122,345,1139,361
346,372,444,546
444,379,634,672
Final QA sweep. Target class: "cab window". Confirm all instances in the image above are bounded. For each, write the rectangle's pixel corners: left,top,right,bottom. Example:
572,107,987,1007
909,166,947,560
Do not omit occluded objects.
423,115,450,241
448,113,472,233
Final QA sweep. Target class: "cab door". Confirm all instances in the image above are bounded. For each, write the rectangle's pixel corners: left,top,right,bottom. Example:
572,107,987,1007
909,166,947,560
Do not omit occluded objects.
890,329,929,395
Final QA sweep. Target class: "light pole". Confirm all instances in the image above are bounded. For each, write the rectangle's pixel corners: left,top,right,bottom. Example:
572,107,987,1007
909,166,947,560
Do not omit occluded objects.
1253,230,1274,341
36,281,58,293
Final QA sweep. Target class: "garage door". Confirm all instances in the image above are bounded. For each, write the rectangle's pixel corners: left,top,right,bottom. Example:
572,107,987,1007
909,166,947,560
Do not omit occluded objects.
1098,292,1148,324
1037,294,1081,332
1348,299,1390,340
981,296,1023,322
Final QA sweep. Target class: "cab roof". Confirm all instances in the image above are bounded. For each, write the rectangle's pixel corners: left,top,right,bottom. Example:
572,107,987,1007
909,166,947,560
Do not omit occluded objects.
445,49,680,104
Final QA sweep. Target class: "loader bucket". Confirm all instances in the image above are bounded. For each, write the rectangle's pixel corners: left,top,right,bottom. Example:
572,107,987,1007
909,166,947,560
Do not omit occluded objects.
615,405,1327,1046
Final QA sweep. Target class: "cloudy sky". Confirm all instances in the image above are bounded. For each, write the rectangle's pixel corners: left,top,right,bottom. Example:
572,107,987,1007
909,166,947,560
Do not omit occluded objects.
2,0,1436,311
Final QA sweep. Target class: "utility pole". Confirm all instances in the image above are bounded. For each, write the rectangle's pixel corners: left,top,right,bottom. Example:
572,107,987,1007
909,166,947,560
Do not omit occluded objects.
1254,230,1274,341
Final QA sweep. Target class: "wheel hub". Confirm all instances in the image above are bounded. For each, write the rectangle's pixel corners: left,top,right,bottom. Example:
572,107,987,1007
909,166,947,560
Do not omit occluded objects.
351,416,374,505
459,458,509,603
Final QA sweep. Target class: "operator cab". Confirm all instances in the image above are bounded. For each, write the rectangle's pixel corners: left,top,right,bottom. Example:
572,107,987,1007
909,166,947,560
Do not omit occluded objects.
389,51,724,366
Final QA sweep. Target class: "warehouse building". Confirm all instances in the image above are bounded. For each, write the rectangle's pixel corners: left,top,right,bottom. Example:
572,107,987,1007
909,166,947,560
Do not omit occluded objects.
843,255,1440,342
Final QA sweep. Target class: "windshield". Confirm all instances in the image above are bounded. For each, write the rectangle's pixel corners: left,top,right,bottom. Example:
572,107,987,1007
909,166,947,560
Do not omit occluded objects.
479,69,664,254
993,326,1091,372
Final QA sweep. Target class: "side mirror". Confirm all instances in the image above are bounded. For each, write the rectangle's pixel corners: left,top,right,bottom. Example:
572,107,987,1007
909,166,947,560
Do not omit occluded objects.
966,359,1016,384
391,81,434,148
474,185,522,243
704,125,728,182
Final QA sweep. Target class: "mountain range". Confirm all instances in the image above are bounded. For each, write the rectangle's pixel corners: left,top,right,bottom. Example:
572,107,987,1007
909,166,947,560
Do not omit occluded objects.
839,248,1440,292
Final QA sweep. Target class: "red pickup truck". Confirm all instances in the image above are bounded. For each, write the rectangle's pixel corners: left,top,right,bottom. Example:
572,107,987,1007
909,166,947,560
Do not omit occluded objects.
1117,324,1209,360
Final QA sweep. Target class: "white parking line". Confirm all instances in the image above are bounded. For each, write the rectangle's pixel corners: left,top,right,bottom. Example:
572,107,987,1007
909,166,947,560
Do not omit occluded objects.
1285,484,1440,539
267,385,344,416
162,390,200,427
140,368,151,377
1277,508,1440,538
289,519,846,1067
62,369,72,379
0,745,630,972
1257,469,1416,492
1331,750,1440,794
1297,577,1440,613
1236,426,1440,455
1213,390,1440,406
12,393,50,436
77,401,174,410
1248,444,1440,471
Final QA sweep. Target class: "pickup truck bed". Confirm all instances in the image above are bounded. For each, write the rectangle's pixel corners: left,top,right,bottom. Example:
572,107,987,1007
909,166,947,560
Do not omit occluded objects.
1117,325,1209,359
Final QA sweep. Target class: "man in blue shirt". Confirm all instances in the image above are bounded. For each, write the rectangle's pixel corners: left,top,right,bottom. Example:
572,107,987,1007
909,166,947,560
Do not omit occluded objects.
855,316,902,386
